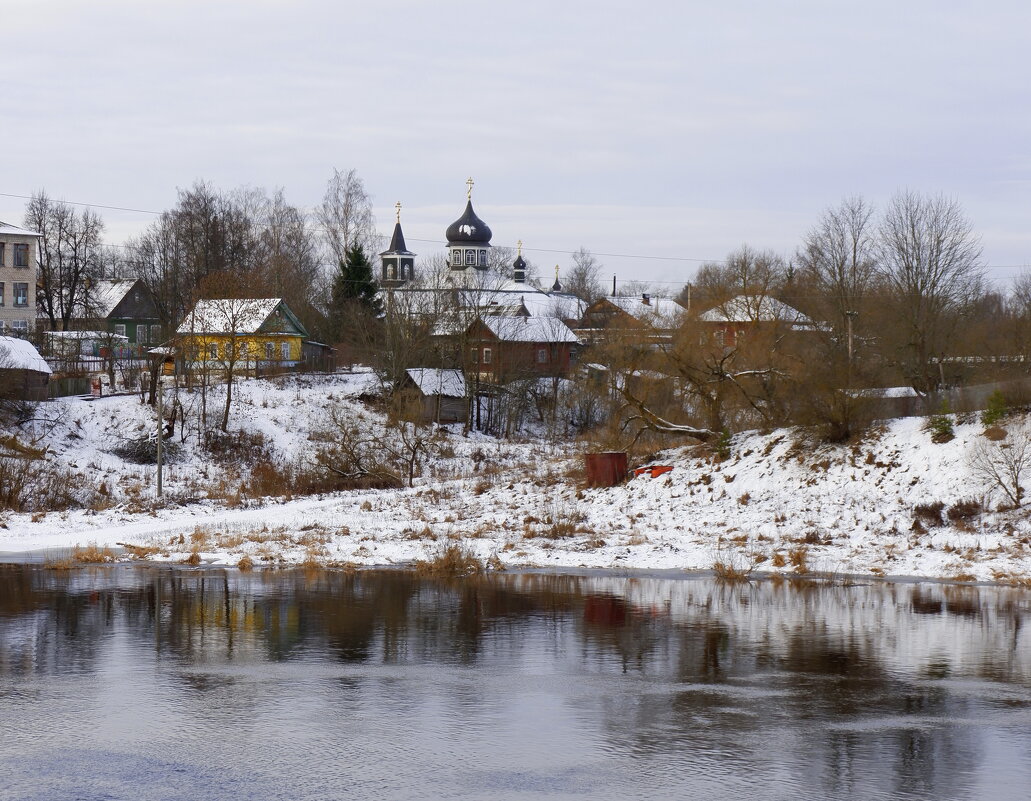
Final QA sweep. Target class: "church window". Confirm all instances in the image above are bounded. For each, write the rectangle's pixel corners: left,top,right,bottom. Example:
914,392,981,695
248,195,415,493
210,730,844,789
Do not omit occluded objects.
465,250,475,266
479,250,487,267
388,263,396,279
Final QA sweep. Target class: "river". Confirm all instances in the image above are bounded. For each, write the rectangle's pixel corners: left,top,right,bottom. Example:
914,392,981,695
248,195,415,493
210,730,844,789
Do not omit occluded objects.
1,565,1029,800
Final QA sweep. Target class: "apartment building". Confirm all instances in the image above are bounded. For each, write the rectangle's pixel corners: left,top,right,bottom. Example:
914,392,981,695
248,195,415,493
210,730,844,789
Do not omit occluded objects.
0,221,39,335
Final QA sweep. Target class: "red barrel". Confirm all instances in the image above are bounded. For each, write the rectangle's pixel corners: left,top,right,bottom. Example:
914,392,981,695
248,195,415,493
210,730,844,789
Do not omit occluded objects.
585,452,628,487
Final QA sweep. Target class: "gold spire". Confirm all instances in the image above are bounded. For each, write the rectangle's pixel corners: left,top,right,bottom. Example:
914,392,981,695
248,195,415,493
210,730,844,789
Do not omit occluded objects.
466,176,474,200
555,265,560,280
395,201,401,223
517,239,523,256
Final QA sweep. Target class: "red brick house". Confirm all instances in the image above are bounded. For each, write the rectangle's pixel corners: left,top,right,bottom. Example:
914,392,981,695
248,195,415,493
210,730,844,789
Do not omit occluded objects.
466,316,579,382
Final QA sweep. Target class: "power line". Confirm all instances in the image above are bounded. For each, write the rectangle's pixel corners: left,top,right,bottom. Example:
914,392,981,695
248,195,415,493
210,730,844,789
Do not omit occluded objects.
4,189,1030,276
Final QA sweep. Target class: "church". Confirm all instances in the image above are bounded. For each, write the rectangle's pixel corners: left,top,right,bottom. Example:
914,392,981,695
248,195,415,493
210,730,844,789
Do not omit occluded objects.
377,179,586,323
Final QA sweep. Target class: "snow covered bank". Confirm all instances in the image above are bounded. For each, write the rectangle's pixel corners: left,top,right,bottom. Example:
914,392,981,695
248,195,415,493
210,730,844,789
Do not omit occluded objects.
1,373,1030,584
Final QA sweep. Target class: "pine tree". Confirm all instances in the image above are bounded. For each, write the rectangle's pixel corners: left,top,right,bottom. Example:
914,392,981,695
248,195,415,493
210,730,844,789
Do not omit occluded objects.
330,241,382,343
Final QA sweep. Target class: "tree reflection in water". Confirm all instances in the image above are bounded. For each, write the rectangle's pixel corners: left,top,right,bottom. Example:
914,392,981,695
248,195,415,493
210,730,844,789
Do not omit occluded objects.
0,565,1029,800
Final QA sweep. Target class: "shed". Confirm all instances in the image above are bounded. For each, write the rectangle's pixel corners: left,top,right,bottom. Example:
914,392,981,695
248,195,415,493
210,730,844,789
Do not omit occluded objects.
403,368,468,424
0,336,52,401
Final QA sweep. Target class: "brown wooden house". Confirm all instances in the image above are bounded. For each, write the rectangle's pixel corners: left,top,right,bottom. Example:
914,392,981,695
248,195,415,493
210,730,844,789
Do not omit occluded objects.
466,316,580,383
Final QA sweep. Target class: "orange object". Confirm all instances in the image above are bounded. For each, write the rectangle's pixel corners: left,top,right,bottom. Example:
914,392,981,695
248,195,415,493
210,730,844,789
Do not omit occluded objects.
634,465,674,478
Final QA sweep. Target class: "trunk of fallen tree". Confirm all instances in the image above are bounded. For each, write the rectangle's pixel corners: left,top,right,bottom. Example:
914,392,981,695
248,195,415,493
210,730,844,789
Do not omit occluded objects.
618,389,717,446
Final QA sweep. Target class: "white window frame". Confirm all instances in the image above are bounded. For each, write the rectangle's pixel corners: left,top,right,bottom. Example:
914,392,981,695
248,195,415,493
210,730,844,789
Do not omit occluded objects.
113,324,126,337
479,250,487,267
11,319,27,333
536,348,548,364
265,342,275,360
482,347,492,365
207,343,218,360
12,243,28,268
13,282,28,308
465,250,475,266
281,341,290,361
150,324,162,343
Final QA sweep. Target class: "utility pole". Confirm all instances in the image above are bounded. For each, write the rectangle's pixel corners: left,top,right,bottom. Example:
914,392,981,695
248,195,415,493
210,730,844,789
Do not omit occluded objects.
846,310,858,389
156,378,163,498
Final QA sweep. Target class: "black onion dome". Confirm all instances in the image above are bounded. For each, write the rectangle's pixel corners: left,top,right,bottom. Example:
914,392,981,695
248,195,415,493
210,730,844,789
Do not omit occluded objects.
512,252,526,271
445,200,492,245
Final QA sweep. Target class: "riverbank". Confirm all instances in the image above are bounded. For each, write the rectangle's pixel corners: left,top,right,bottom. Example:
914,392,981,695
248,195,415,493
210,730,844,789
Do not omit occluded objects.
1,374,1030,584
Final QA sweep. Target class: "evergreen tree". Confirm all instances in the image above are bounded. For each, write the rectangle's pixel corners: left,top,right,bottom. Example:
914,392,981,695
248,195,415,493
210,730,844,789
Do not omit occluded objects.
330,241,382,343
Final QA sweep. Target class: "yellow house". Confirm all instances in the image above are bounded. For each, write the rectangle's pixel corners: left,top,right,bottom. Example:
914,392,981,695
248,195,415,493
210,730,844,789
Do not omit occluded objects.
176,297,308,371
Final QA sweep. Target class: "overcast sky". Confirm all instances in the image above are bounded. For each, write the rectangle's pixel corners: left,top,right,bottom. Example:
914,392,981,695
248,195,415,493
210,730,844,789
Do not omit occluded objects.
3,0,1030,291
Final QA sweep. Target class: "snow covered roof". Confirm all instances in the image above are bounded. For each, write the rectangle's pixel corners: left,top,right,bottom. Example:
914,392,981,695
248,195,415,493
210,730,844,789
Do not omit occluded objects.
0,336,51,374
46,330,129,342
479,316,579,344
406,368,466,398
698,295,815,326
0,220,41,238
606,295,684,322
90,280,137,318
177,298,305,336
460,283,586,320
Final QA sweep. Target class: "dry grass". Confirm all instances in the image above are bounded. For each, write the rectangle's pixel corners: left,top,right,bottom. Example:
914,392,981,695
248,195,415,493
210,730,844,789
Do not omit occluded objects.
73,543,117,564
116,542,160,560
771,552,787,568
237,554,255,571
414,543,484,577
712,559,752,583
788,547,809,574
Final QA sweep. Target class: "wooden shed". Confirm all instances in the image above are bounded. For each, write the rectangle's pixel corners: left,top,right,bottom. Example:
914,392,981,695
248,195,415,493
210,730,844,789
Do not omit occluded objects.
0,336,52,402
403,368,468,424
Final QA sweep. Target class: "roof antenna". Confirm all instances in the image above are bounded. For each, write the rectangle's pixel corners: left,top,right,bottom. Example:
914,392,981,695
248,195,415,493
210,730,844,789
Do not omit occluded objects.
612,274,617,296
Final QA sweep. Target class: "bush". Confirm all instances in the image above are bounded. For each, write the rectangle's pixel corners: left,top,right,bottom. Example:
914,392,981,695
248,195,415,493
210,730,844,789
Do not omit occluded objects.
111,435,182,465
947,499,982,521
913,501,945,526
715,430,732,460
927,401,955,444
981,391,1008,427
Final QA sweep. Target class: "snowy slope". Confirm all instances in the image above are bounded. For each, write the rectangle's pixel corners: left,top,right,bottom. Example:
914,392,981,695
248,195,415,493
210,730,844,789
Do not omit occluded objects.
1,372,1030,584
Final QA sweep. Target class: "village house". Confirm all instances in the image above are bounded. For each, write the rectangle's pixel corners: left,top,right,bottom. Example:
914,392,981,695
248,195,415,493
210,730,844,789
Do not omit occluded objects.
0,221,40,336
696,294,818,349
84,279,163,353
464,316,580,383
175,297,308,373
577,293,685,345
0,335,51,401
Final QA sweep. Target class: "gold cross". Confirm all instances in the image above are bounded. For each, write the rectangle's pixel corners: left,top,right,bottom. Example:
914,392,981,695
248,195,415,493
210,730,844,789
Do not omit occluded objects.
466,176,474,200
517,239,523,256
395,201,401,223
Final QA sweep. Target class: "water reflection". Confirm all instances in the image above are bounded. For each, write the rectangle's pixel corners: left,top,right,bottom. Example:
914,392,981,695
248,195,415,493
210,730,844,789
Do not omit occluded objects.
1,565,1030,800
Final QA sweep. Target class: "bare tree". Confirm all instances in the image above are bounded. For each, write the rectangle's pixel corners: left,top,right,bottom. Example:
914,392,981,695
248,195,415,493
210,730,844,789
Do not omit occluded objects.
317,168,377,267
796,195,877,334
877,191,985,393
566,247,604,303
25,192,105,330
691,245,786,312
970,431,1031,507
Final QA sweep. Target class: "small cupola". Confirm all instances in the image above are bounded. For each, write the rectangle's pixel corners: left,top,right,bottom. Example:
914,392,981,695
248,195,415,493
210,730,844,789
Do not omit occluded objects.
551,265,563,293
513,239,527,284
380,201,416,287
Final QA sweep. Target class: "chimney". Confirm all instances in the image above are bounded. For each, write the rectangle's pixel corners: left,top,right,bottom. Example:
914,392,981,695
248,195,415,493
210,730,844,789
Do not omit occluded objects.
642,293,650,306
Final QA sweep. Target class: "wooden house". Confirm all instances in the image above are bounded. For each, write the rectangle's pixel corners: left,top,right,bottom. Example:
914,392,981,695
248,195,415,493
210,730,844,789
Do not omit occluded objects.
697,295,817,349
176,298,308,372
87,280,162,352
465,316,580,382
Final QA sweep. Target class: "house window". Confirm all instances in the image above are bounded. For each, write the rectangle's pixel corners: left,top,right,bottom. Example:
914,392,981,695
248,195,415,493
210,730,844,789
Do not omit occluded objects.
11,320,27,334
0,243,5,266
13,283,28,307
113,324,126,337
137,326,148,344
714,329,725,347
208,344,218,360
479,250,487,267
224,343,234,361
265,342,275,360
469,347,478,364
465,250,475,266
238,341,249,359
537,348,548,364
281,342,290,361
13,244,28,268
0,283,5,307
151,324,162,342
0,321,5,333
482,347,492,365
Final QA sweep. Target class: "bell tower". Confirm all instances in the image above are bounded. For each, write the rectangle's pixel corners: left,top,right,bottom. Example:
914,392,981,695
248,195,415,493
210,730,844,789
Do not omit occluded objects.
380,201,416,287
